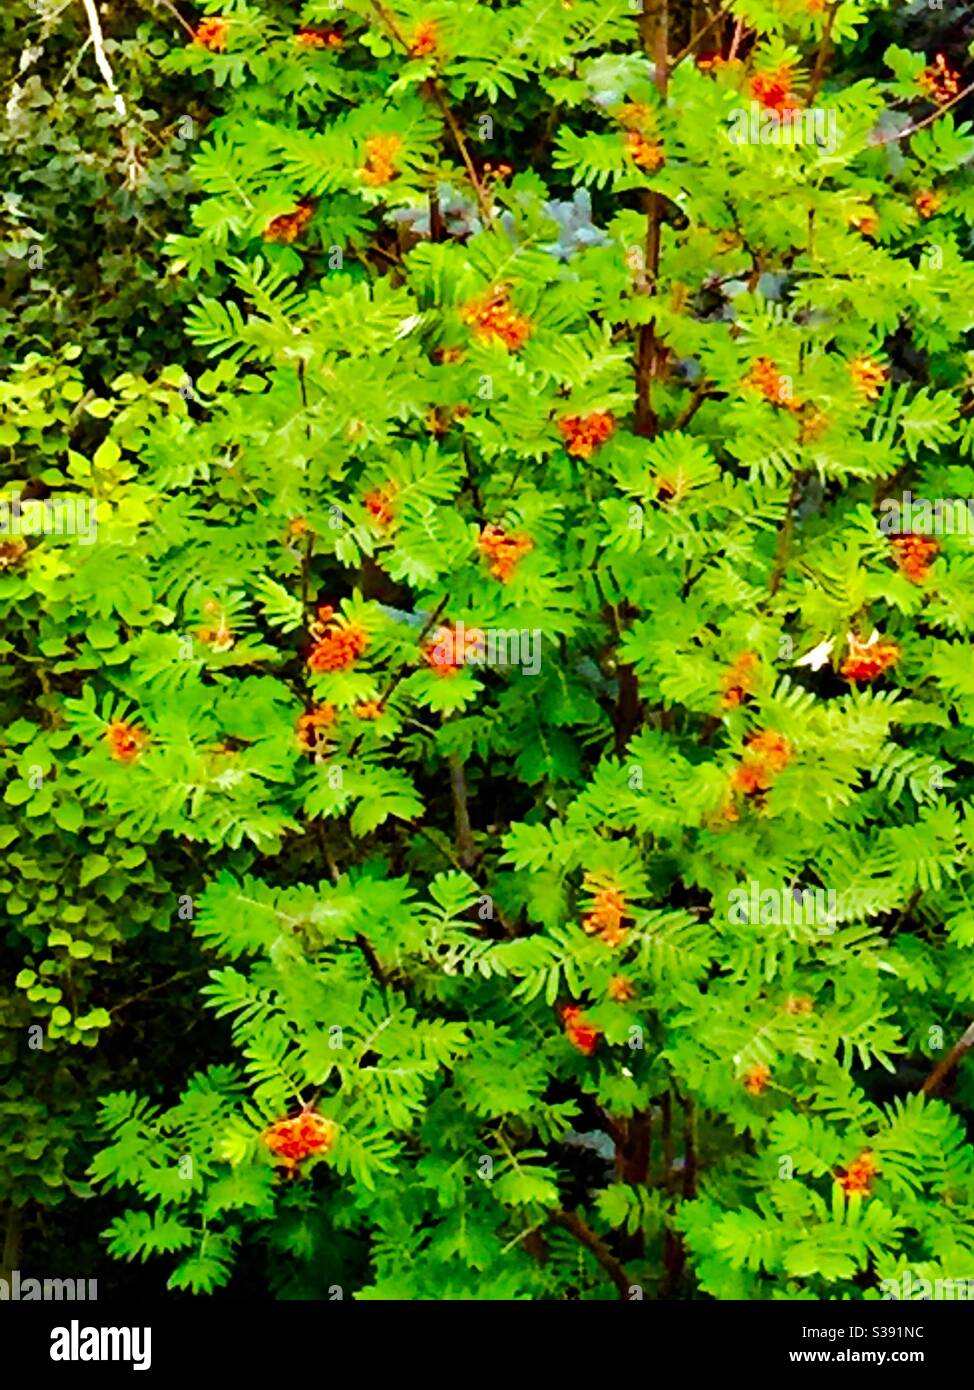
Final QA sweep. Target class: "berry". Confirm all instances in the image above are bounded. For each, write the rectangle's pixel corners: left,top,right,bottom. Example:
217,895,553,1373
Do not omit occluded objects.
477,524,533,582
263,1108,337,1172
836,1150,879,1198
461,287,533,352
193,17,229,52
557,412,615,459
105,720,149,763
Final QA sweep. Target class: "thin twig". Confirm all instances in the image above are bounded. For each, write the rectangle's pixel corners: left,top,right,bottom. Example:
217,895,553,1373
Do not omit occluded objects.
448,753,478,869
807,0,838,105
669,2,733,68
555,1209,633,1300
874,78,974,147
347,596,449,759
921,1020,974,1097
767,472,804,597
109,967,208,1016
370,1,494,224
144,0,197,40
672,378,712,431
79,0,126,117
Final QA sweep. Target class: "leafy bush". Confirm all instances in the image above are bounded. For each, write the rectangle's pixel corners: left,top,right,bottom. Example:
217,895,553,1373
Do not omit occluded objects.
4,0,974,1300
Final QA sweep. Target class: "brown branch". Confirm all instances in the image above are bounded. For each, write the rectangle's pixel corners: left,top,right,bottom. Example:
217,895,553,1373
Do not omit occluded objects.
921,1020,974,1097
670,2,734,69
428,186,445,243
109,967,208,1016
355,933,388,988
314,823,389,986
891,887,921,936
1,1204,23,1287
633,0,669,441
555,1209,634,1300
767,472,804,598
145,0,197,41
661,1090,674,1186
370,2,493,224
671,378,713,431
682,1095,697,1199
447,753,479,869
807,1,838,105
874,78,974,147
347,596,449,759
424,82,494,225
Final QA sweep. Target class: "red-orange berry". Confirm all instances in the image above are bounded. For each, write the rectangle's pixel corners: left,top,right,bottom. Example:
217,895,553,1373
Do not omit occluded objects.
461,287,533,353
105,720,149,763
836,1150,879,1198
263,1108,337,1171
561,1004,601,1056
193,17,229,51
557,412,616,459
477,524,533,582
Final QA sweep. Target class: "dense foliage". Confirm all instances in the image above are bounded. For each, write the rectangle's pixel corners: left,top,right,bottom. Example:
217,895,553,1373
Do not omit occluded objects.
3,0,974,1300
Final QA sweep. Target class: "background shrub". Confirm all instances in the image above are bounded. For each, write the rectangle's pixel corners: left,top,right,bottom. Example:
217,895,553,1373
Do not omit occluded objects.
3,0,974,1300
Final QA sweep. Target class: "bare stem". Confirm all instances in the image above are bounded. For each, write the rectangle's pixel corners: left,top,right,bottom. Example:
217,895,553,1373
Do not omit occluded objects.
555,1209,633,1300
921,1020,974,1097
80,0,126,116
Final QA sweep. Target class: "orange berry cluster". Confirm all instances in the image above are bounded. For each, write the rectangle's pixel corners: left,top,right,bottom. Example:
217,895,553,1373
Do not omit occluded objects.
743,1063,771,1096
197,599,234,651
364,484,397,530
307,606,369,673
744,358,801,412
263,1109,337,1172
890,533,939,584
263,201,314,244
840,633,900,684
193,17,229,51
354,700,383,721
557,412,616,459
836,1149,879,1198
477,524,533,582
581,875,631,948
917,54,961,105
461,287,533,352
617,104,665,169
196,621,234,651
0,538,28,569
422,624,484,676
296,704,337,753
849,355,888,401
608,975,634,1002
105,720,149,763
748,65,802,114
294,27,343,49
730,729,793,799
360,134,403,188
624,131,665,169
408,20,440,56
849,209,879,238
481,160,514,181
561,1004,601,1056
697,52,744,74
433,345,465,365
720,650,759,709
